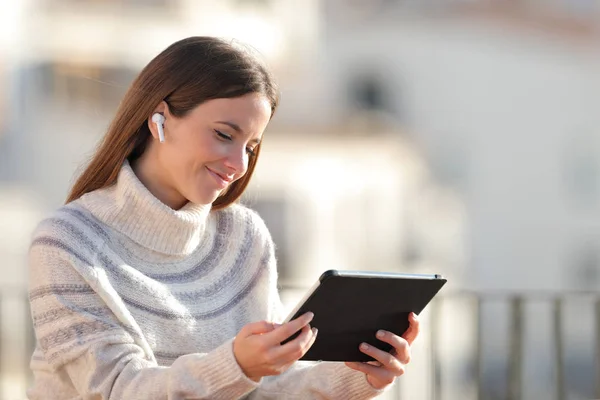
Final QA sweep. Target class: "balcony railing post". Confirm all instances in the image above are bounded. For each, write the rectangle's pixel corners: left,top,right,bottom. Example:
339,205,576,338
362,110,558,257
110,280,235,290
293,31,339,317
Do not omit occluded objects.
553,297,565,400
429,297,441,400
596,297,600,399
508,296,523,400
476,297,484,400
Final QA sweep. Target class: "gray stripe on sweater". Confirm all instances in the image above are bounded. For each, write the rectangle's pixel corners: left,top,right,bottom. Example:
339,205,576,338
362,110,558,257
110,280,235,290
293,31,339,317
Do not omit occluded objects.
121,255,268,320
29,283,95,301
43,327,139,365
33,306,112,328
60,206,112,242
34,298,143,351
61,206,235,284
38,320,123,352
31,217,269,320
36,210,261,296
155,351,182,360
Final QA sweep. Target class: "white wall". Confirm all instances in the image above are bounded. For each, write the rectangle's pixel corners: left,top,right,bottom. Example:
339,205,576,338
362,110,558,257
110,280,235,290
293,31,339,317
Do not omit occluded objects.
305,15,600,292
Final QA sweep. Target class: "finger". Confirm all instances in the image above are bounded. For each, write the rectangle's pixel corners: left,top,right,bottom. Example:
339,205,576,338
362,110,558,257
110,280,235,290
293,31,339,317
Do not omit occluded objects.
240,320,278,337
302,327,318,356
377,330,411,364
275,325,317,359
359,343,404,375
401,312,420,345
280,329,316,368
345,361,400,383
266,312,314,344
271,324,317,363
275,328,315,374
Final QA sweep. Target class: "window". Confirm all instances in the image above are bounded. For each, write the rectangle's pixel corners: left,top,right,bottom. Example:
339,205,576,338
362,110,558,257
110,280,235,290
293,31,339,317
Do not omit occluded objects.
348,72,390,113
570,243,600,289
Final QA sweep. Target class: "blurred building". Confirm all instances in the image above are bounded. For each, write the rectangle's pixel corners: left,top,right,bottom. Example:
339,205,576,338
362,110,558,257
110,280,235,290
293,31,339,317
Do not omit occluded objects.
0,1,458,399
1,0,599,399
0,0,464,286
306,2,600,398
304,0,600,293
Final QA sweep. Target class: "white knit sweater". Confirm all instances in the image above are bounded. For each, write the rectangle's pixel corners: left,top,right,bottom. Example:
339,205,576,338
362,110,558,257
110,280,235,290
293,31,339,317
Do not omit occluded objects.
27,160,385,399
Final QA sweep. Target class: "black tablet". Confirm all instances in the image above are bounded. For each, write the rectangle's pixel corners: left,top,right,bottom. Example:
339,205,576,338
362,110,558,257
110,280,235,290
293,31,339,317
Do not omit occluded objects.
281,270,447,362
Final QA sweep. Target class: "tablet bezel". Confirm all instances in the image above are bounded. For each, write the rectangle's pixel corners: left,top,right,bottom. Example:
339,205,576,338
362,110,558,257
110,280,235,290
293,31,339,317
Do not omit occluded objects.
280,269,447,362
283,270,444,323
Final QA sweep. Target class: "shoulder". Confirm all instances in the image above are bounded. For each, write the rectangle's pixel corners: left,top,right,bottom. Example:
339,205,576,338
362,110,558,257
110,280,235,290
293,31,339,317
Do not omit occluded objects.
29,201,107,264
32,200,98,240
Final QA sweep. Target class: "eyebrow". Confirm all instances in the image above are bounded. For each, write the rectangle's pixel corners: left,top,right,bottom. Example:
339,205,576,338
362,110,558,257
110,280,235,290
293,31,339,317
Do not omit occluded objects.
216,120,261,144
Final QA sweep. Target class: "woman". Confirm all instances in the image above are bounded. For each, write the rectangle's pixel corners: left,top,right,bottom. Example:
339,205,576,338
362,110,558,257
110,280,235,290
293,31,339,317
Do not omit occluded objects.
27,36,419,399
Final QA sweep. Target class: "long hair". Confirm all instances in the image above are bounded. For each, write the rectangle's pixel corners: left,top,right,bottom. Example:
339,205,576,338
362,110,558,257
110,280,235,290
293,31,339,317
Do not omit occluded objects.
65,36,279,210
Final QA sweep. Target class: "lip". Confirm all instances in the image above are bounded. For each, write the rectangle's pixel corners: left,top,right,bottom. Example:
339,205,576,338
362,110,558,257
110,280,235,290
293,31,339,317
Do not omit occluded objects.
206,167,233,188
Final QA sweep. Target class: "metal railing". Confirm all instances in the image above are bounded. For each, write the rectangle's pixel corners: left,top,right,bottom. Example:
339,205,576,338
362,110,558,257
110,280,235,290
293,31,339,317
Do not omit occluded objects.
428,291,600,400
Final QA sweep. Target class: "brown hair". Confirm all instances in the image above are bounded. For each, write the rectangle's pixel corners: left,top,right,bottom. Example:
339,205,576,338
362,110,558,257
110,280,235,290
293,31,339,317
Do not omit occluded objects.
66,36,279,210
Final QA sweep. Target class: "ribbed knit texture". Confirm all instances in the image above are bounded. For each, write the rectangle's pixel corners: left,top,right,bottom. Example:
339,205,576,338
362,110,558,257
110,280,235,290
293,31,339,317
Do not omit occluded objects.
27,160,386,399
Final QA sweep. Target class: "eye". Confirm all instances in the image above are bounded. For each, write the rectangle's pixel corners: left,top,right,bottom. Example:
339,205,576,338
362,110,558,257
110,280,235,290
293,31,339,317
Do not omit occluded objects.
216,129,258,157
215,130,232,141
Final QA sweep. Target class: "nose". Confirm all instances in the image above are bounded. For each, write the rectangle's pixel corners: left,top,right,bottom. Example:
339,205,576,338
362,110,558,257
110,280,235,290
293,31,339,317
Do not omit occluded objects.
223,146,249,177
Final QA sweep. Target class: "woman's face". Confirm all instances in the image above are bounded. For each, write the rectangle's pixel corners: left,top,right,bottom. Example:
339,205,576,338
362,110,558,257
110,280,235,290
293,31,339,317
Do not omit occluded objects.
145,93,272,209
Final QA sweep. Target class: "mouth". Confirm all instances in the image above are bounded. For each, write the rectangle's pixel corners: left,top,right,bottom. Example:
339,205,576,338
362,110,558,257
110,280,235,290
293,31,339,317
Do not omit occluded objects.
206,167,233,189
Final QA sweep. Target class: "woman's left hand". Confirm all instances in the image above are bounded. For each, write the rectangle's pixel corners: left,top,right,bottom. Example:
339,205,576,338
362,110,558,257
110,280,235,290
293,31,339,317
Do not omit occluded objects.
344,312,420,390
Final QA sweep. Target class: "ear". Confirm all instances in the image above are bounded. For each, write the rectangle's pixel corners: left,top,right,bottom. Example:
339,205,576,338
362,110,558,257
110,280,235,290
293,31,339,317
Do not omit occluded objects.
147,101,171,141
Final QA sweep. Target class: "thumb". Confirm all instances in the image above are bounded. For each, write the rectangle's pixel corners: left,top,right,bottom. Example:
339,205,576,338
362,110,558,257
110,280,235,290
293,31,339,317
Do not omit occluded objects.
241,320,279,337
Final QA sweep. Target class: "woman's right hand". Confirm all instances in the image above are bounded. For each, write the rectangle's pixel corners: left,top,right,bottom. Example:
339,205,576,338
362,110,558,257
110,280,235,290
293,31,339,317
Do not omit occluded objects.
233,312,318,382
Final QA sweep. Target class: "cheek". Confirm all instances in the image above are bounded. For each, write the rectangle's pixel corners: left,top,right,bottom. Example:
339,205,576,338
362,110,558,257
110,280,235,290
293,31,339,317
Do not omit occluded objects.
172,131,222,163
201,140,228,159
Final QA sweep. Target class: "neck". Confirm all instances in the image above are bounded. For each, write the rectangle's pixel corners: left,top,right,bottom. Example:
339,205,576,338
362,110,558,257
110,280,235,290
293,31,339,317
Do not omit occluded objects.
79,159,212,255
131,149,187,210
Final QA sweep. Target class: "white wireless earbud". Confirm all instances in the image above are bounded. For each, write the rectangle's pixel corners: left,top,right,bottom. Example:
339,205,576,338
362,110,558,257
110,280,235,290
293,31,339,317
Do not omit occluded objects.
152,113,166,143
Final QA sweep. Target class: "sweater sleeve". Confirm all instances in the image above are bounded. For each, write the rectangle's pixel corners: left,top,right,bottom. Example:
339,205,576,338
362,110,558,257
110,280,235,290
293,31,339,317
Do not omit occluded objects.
249,361,386,400
62,339,258,400
28,224,258,400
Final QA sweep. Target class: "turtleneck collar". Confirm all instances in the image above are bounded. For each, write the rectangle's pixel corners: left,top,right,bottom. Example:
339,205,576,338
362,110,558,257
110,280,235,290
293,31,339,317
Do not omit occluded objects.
80,160,212,255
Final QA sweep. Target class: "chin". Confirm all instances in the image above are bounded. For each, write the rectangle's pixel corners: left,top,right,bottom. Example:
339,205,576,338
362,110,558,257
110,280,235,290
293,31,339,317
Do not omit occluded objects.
186,191,220,206
190,196,218,206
